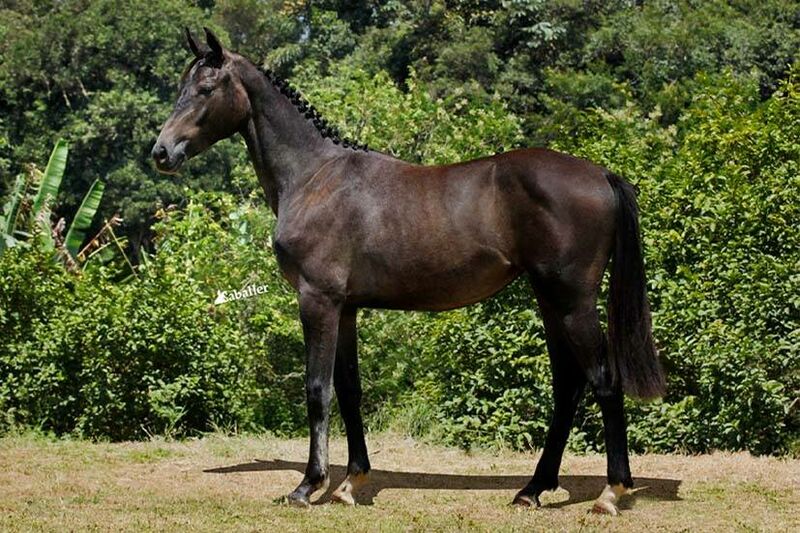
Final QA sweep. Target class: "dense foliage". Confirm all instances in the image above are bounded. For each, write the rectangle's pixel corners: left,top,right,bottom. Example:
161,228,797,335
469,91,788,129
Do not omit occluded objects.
1,1,798,454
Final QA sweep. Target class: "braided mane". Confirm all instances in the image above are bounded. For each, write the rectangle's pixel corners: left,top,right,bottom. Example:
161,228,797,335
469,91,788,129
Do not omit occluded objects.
257,66,369,152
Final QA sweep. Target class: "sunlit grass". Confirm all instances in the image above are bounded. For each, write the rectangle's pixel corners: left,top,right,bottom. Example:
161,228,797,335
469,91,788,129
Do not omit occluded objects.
0,432,797,532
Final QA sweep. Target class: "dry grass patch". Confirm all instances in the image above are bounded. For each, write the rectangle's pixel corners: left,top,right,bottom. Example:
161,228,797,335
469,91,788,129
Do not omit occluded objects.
0,433,798,532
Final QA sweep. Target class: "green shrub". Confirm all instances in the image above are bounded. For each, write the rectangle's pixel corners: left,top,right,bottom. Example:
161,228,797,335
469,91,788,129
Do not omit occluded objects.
0,195,293,439
0,245,77,431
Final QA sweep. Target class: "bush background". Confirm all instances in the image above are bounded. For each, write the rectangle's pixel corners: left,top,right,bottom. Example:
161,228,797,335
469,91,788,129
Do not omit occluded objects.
0,1,798,455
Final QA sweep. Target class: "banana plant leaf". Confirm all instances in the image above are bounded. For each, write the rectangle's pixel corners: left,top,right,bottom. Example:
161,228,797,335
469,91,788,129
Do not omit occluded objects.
0,174,26,254
31,139,68,215
65,178,105,258
2,173,26,236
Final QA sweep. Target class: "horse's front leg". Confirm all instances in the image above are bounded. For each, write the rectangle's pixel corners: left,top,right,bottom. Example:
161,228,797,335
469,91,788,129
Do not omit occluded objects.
330,306,371,505
287,285,342,507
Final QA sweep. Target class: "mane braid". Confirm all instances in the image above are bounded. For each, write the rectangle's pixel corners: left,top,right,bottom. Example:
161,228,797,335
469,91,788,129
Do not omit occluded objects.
257,66,369,152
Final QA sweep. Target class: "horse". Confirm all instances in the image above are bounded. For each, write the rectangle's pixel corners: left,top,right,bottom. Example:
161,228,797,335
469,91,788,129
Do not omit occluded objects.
152,28,665,515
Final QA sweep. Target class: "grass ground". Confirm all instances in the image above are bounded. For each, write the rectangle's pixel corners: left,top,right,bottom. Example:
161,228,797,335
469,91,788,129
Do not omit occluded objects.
0,432,798,532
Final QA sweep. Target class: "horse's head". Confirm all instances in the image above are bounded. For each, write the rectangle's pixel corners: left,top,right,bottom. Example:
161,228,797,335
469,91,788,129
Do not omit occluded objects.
151,28,250,174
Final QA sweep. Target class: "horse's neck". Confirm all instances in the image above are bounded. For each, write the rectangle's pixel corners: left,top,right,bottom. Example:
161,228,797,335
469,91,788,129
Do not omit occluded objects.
238,62,340,214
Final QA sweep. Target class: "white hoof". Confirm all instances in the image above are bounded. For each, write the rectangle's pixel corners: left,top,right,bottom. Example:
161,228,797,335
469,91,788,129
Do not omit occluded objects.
591,484,628,516
330,473,369,506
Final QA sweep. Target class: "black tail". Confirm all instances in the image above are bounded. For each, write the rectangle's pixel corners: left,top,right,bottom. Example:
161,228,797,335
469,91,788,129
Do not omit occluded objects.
606,172,666,400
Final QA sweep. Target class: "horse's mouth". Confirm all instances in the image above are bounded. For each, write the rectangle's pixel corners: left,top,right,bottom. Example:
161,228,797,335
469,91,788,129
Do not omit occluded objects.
155,153,186,175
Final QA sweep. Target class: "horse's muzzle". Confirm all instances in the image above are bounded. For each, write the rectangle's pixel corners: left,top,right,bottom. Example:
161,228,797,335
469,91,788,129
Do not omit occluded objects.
151,141,186,174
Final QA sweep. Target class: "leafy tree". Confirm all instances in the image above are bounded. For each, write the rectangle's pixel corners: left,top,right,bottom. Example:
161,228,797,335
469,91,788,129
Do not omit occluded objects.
213,0,304,66
293,61,523,163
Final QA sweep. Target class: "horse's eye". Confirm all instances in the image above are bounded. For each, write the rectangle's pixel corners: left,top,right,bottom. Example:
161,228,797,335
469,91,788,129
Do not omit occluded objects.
198,86,214,96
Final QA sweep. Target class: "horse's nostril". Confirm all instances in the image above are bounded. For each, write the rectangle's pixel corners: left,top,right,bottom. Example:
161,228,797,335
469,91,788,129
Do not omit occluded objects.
152,144,168,162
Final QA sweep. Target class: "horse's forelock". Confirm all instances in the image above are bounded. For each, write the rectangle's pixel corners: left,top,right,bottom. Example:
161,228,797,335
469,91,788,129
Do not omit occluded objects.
179,57,202,85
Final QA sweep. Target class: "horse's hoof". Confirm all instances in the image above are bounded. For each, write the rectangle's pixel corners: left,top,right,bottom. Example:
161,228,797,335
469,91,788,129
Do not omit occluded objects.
330,473,369,506
591,500,619,516
287,491,310,508
590,484,626,516
330,489,355,506
511,492,541,507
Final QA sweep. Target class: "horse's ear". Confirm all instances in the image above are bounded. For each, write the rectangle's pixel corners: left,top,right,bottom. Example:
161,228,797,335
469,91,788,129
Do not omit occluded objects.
204,27,224,64
185,27,201,58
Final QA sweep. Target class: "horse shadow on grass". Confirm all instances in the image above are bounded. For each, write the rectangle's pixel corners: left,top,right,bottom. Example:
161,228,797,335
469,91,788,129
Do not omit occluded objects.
204,458,682,509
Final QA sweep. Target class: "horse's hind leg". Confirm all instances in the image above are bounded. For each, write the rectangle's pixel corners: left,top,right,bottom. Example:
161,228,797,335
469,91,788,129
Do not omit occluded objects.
514,285,633,514
513,301,586,506
553,295,633,514
330,306,371,505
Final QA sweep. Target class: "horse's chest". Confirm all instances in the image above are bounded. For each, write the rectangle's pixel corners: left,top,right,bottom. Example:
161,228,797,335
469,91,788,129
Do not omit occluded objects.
272,218,347,293
270,237,308,284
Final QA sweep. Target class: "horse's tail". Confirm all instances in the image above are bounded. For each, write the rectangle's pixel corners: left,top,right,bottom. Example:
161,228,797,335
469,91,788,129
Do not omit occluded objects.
606,172,666,400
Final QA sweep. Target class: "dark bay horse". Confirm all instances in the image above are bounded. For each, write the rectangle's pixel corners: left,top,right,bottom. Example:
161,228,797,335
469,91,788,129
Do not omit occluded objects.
152,28,665,515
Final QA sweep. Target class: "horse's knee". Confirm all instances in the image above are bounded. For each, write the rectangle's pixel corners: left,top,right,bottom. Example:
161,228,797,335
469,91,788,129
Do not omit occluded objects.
306,380,332,418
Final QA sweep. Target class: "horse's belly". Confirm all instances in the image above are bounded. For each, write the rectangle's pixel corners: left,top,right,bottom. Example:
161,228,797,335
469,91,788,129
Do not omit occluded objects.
348,246,523,311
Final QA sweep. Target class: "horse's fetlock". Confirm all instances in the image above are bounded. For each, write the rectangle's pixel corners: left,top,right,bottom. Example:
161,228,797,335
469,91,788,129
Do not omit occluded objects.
348,460,370,477
306,467,328,488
